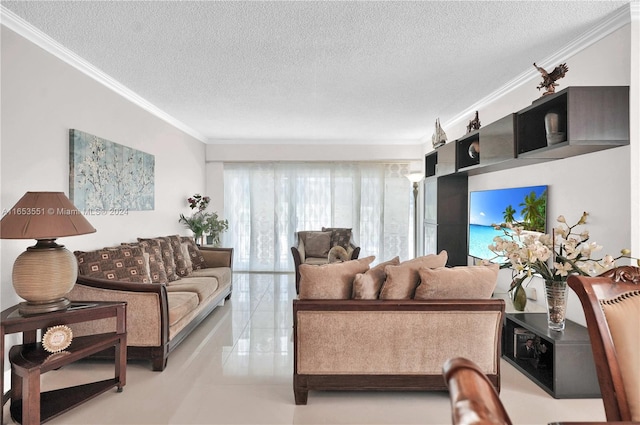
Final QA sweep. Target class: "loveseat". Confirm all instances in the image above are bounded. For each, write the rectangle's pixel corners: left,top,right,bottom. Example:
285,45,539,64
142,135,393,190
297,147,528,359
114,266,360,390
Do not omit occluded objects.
293,251,505,404
68,235,232,371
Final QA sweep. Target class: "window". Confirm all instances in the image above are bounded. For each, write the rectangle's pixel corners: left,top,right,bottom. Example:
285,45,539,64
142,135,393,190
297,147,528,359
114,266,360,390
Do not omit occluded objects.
223,162,412,271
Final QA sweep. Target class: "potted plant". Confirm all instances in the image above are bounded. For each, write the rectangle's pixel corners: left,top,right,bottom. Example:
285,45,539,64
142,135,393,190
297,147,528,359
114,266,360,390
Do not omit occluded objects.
179,194,211,245
204,211,229,247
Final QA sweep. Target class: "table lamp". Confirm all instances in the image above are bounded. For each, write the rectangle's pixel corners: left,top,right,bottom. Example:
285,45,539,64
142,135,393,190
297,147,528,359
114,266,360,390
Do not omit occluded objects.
0,192,96,315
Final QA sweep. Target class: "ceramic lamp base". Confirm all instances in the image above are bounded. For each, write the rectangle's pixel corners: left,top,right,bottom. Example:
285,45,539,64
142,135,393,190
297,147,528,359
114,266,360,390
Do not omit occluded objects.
12,240,77,315
18,298,71,316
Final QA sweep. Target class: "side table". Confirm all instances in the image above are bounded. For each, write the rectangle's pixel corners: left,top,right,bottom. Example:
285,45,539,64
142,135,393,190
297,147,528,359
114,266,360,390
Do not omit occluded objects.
1,301,127,425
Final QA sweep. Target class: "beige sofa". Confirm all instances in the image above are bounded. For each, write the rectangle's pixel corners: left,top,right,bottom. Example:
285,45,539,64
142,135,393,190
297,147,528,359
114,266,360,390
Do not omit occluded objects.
293,252,505,404
68,237,232,371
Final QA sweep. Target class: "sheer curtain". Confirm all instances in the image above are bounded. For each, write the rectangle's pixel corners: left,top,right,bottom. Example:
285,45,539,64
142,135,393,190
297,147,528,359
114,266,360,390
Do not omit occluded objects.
223,162,413,271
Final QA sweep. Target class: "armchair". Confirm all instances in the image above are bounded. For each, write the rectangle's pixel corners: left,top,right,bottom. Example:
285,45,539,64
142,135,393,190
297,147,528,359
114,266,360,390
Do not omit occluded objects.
291,227,360,293
567,265,640,422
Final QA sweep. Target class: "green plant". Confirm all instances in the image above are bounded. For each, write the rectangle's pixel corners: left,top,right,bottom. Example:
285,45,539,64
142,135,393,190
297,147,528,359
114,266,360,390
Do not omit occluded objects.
204,212,229,246
179,211,209,243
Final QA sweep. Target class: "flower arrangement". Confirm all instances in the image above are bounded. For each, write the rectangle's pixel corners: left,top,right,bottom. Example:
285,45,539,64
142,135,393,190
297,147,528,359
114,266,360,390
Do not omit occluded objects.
187,194,210,211
179,194,228,246
488,211,636,292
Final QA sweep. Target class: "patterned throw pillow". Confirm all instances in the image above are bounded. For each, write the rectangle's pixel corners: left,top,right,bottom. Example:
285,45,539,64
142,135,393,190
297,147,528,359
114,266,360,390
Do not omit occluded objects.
138,237,179,282
75,246,151,283
164,235,190,277
125,240,168,284
180,236,207,270
322,227,353,250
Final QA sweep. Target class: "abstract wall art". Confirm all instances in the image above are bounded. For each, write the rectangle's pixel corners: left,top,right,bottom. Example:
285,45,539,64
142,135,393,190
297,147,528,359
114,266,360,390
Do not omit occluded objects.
69,129,155,212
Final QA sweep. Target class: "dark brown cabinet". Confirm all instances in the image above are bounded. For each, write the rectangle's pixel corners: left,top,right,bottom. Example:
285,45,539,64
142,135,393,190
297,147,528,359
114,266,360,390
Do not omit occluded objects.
503,313,600,398
517,86,629,159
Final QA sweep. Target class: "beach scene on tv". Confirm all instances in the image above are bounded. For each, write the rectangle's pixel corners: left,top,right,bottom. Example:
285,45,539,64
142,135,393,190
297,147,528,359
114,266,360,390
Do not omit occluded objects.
468,185,548,262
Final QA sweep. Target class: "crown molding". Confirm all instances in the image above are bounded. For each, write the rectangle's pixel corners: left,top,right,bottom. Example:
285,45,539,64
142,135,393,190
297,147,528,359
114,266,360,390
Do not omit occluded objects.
443,3,633,131
1,6,207,143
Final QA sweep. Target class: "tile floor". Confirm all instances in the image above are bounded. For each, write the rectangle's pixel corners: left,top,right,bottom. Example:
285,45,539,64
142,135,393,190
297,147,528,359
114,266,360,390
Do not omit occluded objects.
3,272,606,424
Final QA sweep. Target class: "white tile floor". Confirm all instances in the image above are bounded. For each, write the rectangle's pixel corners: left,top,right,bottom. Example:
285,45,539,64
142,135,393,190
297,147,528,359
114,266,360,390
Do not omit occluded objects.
3,272,606,424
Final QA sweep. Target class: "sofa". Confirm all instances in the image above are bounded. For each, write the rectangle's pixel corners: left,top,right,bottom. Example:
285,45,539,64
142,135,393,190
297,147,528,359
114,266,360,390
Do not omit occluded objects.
68,235,233,371
293,251,505,404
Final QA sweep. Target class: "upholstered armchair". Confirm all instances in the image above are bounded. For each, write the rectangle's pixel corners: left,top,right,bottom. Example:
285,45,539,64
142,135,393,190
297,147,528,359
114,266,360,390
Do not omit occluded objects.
291,227,360,293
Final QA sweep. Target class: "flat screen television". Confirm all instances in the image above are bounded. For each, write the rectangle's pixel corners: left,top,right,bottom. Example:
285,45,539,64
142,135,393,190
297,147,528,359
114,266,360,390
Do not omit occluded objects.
468,185,548,262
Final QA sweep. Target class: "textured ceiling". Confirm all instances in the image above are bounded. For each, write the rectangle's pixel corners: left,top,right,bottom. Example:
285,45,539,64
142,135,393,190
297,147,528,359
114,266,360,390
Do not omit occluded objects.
1,1,632,144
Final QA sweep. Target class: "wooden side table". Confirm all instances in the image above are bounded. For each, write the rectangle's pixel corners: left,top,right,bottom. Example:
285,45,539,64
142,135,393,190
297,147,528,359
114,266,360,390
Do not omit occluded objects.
1,301,126,425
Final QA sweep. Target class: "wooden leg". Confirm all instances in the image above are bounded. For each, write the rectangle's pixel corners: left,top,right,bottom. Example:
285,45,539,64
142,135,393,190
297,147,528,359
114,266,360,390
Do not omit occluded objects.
15,368,40,425
152,356,167,372
294,389,308,405
115,336,127,391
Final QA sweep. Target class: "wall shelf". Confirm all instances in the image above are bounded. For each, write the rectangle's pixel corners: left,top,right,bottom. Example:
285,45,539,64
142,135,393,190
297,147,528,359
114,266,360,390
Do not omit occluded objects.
517,86,629,159
423,85,629,264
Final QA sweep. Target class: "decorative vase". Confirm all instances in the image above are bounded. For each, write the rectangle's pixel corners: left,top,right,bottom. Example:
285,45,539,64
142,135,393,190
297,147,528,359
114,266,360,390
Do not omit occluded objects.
544,108,566,145
544,280,568,331
512,284,527,311
206,235,214,245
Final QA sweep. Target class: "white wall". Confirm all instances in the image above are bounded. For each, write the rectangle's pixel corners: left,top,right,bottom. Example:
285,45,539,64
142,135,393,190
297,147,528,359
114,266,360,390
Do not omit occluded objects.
1,26,207,311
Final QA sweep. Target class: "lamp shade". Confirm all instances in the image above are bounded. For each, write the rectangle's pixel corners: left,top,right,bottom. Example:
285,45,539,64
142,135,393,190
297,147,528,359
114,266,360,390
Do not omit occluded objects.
405,172,424,184
0,192,96,239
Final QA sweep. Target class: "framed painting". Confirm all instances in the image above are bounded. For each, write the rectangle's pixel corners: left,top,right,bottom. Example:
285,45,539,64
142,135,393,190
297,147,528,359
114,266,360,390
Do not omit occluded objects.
69,129,155,211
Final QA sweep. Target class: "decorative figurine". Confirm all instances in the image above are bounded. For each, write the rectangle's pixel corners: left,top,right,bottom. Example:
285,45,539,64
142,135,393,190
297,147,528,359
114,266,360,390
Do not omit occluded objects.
534,62,569,96
466,111,481,133
432,118,447,149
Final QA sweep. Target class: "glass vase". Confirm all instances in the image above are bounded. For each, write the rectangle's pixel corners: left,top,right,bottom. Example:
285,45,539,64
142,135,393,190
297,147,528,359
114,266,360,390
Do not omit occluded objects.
512,284,527,311
544,280,568,331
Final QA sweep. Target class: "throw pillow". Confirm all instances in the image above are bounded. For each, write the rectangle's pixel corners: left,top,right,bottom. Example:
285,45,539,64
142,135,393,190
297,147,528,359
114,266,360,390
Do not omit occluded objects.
138,237,180,282
298,256,375,300
379,250,448,299
181,242,194,275
322,227,352,250
75,246,151,283
123,241,168,284
414,263,500,299
328,246,349,263
352,256,400,299
180,236,207,270
304,231,332,258
164,235,190,277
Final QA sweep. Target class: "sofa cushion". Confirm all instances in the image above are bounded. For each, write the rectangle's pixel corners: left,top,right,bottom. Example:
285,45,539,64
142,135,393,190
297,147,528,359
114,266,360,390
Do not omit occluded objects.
304,257,330,266
322,227,352,250
167,291,199,327
180,236,206,270
352,256,400,299
299,256,375,300
190,266,232,286
75,246,151,283
379,251,448,300
139,237,180,282
304,231,332,258
124,241,168,284
414,264,500,299
166,276,219,302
